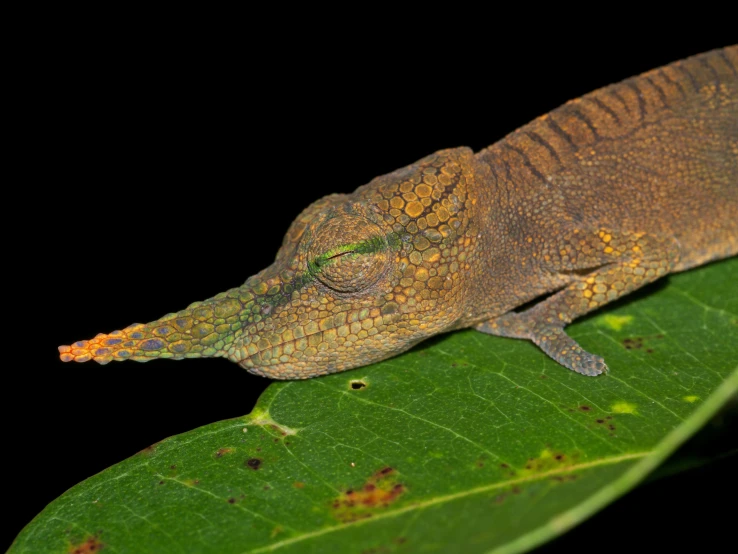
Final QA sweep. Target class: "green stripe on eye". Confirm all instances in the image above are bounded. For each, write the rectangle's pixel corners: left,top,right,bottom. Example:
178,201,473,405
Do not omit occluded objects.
311,236,386,272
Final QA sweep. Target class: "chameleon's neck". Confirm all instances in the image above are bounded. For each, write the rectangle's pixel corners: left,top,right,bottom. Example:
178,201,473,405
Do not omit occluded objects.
454,148,561,327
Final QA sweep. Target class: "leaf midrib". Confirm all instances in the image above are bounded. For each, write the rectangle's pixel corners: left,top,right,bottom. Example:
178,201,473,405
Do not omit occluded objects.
248,451,646,554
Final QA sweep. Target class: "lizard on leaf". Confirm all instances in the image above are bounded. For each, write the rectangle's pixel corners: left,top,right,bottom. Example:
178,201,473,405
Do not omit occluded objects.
60,46,738,378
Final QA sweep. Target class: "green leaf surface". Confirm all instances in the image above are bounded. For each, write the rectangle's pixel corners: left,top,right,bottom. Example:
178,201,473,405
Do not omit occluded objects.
12,258,738,554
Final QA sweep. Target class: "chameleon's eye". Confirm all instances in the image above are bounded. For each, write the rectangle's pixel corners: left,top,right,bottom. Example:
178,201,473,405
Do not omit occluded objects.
308,216,390,293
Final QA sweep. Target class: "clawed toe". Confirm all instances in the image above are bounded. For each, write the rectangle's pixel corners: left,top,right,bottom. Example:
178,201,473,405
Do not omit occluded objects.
571,353,608,376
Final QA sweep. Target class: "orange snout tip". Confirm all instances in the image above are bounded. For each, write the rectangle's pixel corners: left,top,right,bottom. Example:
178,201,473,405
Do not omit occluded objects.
59,344,74,362
59,343,88,362
58,337,115,363
58,324,157,364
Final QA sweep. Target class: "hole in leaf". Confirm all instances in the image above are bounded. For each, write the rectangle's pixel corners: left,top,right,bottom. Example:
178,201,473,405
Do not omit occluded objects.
246,458,262,470
350,380,367,390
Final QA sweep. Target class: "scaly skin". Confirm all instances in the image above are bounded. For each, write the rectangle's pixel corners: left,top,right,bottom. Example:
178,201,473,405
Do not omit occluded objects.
60,47,738,378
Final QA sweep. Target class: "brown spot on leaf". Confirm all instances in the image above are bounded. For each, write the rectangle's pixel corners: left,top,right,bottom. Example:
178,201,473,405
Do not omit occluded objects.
137,441,162,456
293,481,305,489
622,337,643,350
331,467,405,523
215,448,234,458
579,405,591,412
623,334,664,351
228,497,236,504
269,424,287,436
246,458,262,470
170,465,177,470
521,448,578,474
69,535,104,553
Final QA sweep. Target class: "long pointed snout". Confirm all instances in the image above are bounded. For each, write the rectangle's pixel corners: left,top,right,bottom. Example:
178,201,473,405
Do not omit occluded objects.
59,284,263,365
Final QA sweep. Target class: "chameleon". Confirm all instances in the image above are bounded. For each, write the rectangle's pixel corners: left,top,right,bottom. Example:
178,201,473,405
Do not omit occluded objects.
60,46,737,378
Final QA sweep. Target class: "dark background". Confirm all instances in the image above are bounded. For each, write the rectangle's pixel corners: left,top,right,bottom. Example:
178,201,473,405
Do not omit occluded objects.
6,15,736,551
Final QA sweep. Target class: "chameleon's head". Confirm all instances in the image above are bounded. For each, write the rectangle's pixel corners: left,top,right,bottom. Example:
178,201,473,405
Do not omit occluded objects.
60,147,483,379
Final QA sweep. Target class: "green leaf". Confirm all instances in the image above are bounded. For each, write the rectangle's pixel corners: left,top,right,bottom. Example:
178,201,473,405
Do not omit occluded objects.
12,258,737,553
642,393,738,483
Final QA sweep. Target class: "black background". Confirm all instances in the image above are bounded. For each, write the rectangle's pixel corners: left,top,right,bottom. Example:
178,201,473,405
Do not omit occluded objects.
6,14,736,552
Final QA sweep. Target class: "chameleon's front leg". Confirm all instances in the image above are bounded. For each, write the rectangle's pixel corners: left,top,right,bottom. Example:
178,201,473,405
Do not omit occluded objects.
477,229,681,375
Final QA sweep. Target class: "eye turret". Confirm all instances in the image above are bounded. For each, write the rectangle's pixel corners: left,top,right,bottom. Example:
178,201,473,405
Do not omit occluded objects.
307,215,390,293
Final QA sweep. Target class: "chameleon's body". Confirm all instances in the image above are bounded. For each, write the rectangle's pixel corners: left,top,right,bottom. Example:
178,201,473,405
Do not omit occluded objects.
60,47,738,378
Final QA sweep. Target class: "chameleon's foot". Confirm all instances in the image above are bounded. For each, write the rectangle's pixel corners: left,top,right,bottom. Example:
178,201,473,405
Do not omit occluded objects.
477,315,607,376
531,325,607,376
